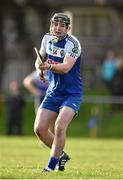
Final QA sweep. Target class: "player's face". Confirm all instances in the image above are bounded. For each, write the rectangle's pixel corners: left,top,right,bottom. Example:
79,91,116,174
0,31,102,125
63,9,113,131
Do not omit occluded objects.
50,21,69,38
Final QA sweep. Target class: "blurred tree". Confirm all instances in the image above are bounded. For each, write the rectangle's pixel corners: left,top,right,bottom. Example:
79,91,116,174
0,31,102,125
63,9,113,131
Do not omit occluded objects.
0,0,34,91
0,2,6,92
0,0,50,92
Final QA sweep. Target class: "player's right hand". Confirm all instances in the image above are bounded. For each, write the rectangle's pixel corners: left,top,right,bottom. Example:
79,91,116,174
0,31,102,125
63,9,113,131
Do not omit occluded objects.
35,58,41,70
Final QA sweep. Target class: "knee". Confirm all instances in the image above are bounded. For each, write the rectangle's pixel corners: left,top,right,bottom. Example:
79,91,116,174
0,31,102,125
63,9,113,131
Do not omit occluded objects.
34,125,40,137
55,122,65,136
34,125,45,138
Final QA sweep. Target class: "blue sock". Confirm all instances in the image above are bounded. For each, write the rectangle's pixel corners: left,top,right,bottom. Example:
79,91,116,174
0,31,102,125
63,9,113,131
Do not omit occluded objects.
47,156,59,170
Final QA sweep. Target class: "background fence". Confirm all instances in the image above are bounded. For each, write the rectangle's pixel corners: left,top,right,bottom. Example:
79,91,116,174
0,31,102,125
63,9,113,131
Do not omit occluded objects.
0,95,123,138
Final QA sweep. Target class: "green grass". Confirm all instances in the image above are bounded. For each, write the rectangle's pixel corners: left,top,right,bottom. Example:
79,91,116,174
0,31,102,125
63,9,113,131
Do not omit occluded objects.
0,136,123,179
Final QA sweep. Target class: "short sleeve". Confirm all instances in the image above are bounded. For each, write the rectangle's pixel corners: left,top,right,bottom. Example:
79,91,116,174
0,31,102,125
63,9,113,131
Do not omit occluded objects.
39,34,47,57
66,35,81,60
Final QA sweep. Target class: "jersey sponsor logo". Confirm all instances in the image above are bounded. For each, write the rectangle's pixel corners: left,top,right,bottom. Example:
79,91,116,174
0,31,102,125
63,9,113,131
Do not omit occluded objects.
47,58,61,64
60,50,65,57
72,47,78,53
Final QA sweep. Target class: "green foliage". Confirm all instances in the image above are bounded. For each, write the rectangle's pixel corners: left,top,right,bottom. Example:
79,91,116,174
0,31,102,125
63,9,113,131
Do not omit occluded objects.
23,101,35,135
0,101,8,134
0,100,35,135
0,137,123,179
0,87,123,138
68,102,123,138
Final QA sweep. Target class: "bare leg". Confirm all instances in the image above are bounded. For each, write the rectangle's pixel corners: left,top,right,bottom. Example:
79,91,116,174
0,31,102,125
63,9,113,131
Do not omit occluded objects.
34,108,57,148
50,106,75,158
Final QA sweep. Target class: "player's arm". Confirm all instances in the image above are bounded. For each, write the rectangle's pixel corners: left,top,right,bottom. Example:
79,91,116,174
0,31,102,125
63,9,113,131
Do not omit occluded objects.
38,54,77,74
23,74,44,96
50,55,76,73
50,39,81,73
38,39,81,74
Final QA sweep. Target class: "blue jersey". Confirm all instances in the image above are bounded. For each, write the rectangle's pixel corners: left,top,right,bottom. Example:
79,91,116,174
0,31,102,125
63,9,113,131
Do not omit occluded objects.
40,33,82,96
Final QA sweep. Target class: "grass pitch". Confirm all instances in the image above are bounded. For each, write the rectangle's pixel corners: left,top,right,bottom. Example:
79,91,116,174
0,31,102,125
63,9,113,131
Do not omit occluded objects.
0,136,123,179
